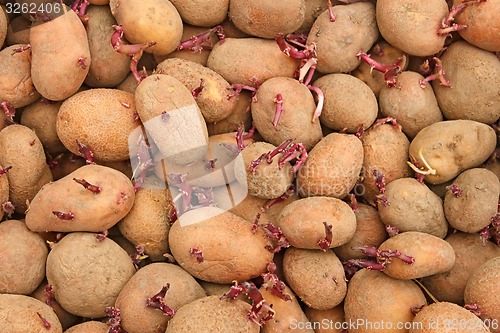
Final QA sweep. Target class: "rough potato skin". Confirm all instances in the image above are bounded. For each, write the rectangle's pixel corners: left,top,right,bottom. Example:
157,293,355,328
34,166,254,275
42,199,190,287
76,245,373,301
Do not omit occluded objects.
0,44,40,108
229,0,305,38
379,71,443,138
379,231,456,280
6,16,31,46
110,0,183,56
376,0,448,57
276,197,357,250
169,207,274,284
170,0,228,27
0,5,7,46
251,77,323,150
0,163,8,220
307,2,379,73
0,124,53,213
57,88,140,162
118,187,172,261
207,38,299,86
0,220,48,295
410,302,490,333
464,257,500,333
156,58,237,123
64,321,109,333
378,178,448,238
421,232,500,305
409,120,496,184
283,248,347,310
345,270,427,333
46,232,136,318
297,133,363,198
207,91,252,136
296,0,329,34
432,41,500,124
305,305,345,333
166,296,259,333
115,263,206,333
30,7,91,101
84,5,131,88
0,294,63,333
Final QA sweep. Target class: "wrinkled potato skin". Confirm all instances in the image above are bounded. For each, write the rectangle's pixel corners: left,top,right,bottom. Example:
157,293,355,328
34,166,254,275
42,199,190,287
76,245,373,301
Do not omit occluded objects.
207,91,252,135
64,321,109,333
283,248,347,310
207,38,299,86
297,133,363,199
170,0,228,27
277,197,357,250
30,7,91,101
26,165,135,233
115,263,206,333
0,44,40,108
376,0,448,56
378,178,448,238
379,232,456,280
0,124,53,213
307,2,379,73
433,41,500,124
421,232,500,305
0,220,47,295
6,16,30,46
252,77,323,150
46,233,136,318
0,294,63,333
379,71,443,138
409,120,496,184
229,0,305,38
85,6,131,88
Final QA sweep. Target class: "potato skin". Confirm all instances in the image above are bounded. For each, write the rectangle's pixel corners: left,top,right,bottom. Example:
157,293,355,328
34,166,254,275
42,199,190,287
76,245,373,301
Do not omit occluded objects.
115,263,206,333
0,163,8,220
251,77,323,151
165,296,260,333
305,305,345,333
432,41,500,124
170,0,228,27
207,91,252,136
276,197,357,250
409,120,497,184
379,231,456,280
0,44,40,108
64,321,109,333
57,88,140,162
0,220,47,295
207,38,299,86
376,0,448,56
0,294,63,333
0,124,53,213
297,133,363,198
26,165,135,233
169,207,274,283
344,269,427,333
46,232,136,318
0,5,7,46
30,7,91,101
6,16,30,46
307,2,379,73
283,248,347,310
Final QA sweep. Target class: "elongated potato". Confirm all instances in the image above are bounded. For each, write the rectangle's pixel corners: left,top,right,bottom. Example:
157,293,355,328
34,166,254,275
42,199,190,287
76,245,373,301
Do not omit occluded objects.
408,120,496,184
30,6,90,101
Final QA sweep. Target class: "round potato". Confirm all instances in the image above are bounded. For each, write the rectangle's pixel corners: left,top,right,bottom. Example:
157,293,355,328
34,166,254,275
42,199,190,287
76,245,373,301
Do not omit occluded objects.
296,0,328,34
6,16,30,46
207,91,252,136
0,5,7,46
64,322,109,333
46,232,136,318
170,0,228,27
0,163,8,220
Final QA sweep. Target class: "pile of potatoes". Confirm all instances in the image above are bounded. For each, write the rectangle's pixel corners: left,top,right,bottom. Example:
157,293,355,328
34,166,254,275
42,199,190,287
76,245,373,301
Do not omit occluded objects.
0,0,499,332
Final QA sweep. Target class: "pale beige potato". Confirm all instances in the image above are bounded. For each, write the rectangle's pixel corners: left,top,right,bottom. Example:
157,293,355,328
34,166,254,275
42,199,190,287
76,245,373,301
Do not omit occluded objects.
305,305,345,333
296,0,329,34
0,5,7,46
6,15,30,46
207,91,252,136
64,321,109,333
0,163,8,220
170,0,228,27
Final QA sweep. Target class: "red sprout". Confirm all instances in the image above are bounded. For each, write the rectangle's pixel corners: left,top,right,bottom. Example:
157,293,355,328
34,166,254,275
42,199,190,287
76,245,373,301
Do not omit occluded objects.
105,307,127,333
2,201,15,218
192,78,205,98
480,226,491,246
235,122,254,151
261,262,291,301
375,117,402,130
285,33,308,48
77,56,88,69
327,0,336,22
132,112,140,122
412,304,426,315
419,57,451,88
133,136,154,192
346,259,386,271
251,213,261,234
11,44,31,54
352,246,415,265
356,51,405,87
349,194,358,212
372,44,384,56
189,247,204,263
52,211,75,221
438,4,468,36
262,187,295,211
227,83,258,100
73,178,101,194
44,284,55,307
386,225,400,237
262,222,290,253
168,206,178,223
130,245,148,269
355,126,365,138
95,230,108,241
376,194,390,207
299,57,318,86
275,33,316,60
177,26,225,52
146,285,176,317
308,85,324,123
318,222,333,251
46,152,62,169
168,173,194,213
249,139,292,173
278,143,308,174
0,165,11,175
163,252,176,263
204,159,217,171
464,303,481,317
37,312,51,330
76,140,94,164
71,0,90,22
272,93,284,128
243,124,256,140
373,170,386,194
446,184,462,197
1,101,16,125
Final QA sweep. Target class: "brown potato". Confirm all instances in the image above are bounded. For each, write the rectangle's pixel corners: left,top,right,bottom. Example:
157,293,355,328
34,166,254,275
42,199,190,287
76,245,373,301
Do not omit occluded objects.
307,2,379,73
46,232,136,318
276,197,357,250
297,133,363,198
96,159,133,178
0,220,47,294
283,248,347,310
49,153,86,181
0,163,8,220
0,5,7,46
207,91,252,136
116,72,140,94
379,231,456,280
305,305,345,333
6,16,30,46
0,294,62,333
296,0,329,34
115,263,206,333
170,0,228,27
421,232,500,305
219,18,250,38
64,322,109,333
